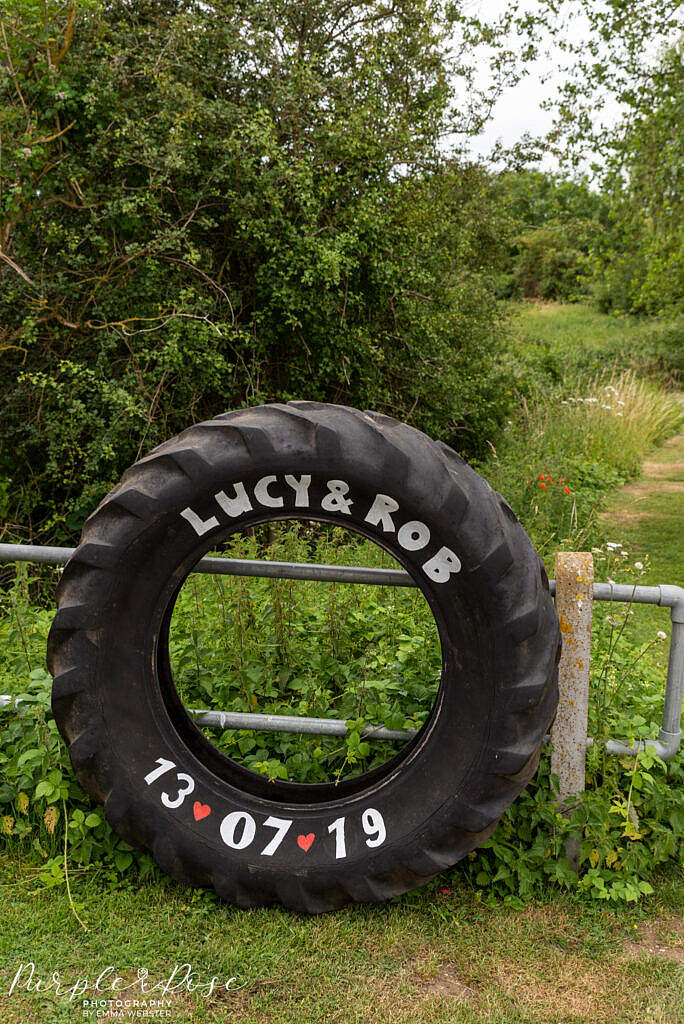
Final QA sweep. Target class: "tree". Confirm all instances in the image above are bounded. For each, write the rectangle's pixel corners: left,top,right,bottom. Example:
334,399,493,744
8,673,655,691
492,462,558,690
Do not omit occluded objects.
594,43,683,313
539,1,683,313
495,170,608,301
1,1,519,541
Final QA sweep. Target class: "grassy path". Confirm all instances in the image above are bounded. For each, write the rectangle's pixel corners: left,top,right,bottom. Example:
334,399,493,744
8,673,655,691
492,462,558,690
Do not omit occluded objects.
600,398,683,665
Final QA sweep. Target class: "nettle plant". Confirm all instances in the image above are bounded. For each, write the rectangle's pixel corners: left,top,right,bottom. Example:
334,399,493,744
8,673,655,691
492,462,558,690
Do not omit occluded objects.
167,522,442,785
0,535,681,902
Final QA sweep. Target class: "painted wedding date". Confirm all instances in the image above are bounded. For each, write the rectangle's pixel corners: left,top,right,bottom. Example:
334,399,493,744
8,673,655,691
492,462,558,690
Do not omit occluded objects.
143,757,386,859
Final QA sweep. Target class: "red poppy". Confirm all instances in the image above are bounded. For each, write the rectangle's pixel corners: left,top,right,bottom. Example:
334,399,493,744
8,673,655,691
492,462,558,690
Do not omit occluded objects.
559,478,565,483
539,474,545,480
564,486,571,494
540,482,547,489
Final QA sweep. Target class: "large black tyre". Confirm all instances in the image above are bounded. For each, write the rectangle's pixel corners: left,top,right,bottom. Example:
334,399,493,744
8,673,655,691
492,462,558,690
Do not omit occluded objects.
48,402,560,913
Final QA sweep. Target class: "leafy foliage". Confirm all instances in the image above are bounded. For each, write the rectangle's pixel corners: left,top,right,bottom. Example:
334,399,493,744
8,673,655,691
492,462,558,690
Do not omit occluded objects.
168,523,441,783
0,565,152,885
466,605,682,905
479,370,682,561
0,0,516,542
541,3,683,314
495,171,609,302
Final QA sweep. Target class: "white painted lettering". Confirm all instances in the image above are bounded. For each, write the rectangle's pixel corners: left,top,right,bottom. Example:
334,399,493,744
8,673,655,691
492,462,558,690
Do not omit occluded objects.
215,482,252,518
365,493,398,532
321,480,353,515
284,474,312,507
422,546,462,583
397,520,430,551
254,475,283,508
180,507,219,537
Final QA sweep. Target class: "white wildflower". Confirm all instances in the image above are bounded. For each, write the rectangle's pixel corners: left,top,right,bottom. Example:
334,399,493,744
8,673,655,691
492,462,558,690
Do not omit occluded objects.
634,561,643,570
585,397,598,404
657,631,667,640
601,404,612,410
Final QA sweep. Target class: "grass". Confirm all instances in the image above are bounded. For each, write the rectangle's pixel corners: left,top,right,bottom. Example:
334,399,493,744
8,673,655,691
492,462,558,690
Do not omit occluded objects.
480,366,682,567
0,853,682,1024
599,404,684,665
505,302,684,384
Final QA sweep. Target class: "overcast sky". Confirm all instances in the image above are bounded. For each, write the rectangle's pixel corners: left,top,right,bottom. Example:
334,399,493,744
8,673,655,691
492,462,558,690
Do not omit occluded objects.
465,0,582,168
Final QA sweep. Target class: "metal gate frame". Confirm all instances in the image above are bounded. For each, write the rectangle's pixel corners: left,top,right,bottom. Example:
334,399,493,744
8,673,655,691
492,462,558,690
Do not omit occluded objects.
0,542,682,760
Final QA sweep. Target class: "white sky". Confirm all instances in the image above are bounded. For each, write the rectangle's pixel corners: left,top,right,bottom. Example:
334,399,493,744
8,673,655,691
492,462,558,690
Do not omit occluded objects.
464,0,583,169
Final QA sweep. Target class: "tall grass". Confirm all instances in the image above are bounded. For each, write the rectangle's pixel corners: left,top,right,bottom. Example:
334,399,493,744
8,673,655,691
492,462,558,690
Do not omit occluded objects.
481,370,682,563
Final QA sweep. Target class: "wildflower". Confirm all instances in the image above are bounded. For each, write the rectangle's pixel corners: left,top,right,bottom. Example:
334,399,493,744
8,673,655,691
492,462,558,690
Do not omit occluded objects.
606,542,622,550
617,400,625,406
559,478,565,483
601,404,612,410
616,413,623,417
605,385,617,393
540,482,546,489
585,397,598,404
634,561,643,570
657,631,667,640
561,400,569,405
564,486,571,494
440,888,452,894
607,578,616,585
539,474,545,480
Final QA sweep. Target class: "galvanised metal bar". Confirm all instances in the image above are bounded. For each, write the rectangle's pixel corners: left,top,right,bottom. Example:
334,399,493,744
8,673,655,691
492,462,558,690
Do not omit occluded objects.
0,543,413,587
1,542,682,758
188,708,415,742
0,695,415,742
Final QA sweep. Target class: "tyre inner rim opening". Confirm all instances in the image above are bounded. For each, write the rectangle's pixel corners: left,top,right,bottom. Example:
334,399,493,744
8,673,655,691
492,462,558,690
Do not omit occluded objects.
161,518,444,798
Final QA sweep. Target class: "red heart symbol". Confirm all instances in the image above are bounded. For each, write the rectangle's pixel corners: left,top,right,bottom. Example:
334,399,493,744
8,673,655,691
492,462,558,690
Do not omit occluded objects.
193,801,211,821
297,833,315,852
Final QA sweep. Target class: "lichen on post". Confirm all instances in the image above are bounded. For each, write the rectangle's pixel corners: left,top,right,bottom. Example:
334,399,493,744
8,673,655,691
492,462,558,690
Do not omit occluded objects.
551,551,594,869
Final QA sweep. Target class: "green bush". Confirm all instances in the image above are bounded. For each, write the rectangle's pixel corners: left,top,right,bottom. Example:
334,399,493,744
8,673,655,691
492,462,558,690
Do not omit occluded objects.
508,225,590,302
167,523,441,784
0,0,511,544
466,595,682,904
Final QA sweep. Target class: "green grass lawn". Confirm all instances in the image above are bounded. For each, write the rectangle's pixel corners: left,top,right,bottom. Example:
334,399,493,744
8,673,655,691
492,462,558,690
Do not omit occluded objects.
0,854,682,1024
506,302,683,381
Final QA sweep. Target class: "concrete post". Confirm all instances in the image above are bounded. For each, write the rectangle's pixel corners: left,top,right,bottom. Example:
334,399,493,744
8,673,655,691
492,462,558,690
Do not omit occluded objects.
550,552,594,868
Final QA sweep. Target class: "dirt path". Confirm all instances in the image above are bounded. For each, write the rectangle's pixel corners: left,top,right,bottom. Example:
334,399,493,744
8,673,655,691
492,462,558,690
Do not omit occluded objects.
600,399,683,657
